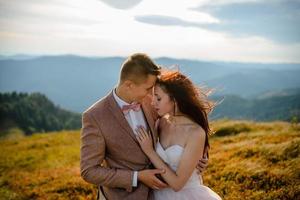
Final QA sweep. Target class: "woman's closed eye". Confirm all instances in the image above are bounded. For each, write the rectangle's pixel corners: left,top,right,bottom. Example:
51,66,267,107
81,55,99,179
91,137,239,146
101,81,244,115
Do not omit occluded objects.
154,93,161,102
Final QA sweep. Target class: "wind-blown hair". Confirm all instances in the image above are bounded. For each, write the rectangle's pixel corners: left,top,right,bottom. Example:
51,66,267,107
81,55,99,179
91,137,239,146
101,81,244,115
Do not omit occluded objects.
157,70,215,154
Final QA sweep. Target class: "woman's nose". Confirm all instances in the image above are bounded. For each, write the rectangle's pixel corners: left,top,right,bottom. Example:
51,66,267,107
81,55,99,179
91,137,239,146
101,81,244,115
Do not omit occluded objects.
151,99,155,107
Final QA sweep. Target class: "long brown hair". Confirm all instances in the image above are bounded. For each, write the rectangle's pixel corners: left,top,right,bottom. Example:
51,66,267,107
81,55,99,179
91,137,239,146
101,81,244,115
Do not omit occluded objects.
157,70,214,152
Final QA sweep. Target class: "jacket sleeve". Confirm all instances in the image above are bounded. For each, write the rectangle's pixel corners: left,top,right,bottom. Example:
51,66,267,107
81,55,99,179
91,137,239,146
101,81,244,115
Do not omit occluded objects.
80,112,133,192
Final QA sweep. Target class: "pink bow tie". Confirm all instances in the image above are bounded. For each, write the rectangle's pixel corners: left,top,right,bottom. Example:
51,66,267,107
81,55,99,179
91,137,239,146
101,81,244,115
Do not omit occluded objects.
122,103,141,114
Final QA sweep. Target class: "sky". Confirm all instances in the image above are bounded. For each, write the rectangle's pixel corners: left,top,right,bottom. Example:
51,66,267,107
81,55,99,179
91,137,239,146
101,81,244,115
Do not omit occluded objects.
0,0,299,63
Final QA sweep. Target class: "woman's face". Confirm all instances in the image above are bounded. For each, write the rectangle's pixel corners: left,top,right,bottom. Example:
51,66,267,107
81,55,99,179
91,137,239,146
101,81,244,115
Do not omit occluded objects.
152,85,174,116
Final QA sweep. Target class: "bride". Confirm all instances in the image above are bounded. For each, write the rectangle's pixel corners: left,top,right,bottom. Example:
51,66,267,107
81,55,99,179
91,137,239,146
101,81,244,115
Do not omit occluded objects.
136,70,222,200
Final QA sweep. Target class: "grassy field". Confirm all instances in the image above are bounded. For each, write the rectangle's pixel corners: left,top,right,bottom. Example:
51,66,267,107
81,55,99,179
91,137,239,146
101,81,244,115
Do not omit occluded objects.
0,120,299,200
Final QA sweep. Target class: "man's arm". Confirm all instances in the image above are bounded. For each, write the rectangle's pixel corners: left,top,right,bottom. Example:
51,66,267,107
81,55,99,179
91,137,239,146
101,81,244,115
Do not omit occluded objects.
80,112,133,192
196,146,209,173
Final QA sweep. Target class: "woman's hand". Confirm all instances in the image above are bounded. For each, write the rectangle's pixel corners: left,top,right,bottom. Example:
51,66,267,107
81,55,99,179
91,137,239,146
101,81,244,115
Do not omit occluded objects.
136,126,154,155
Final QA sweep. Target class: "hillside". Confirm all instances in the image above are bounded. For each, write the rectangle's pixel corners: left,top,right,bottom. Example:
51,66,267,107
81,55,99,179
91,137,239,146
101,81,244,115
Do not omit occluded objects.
1,88,299,138
0,92,81,136
206,69,300,97
211,89,300,121
0,120,299,200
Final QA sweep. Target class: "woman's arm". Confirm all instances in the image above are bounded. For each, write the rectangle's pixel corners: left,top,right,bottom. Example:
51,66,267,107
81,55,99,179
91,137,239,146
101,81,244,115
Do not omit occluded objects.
136,126,206,192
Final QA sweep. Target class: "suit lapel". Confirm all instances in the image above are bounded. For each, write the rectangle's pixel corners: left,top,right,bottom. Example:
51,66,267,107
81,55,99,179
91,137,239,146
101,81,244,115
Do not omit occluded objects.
107,91,138,143
107,90,158,147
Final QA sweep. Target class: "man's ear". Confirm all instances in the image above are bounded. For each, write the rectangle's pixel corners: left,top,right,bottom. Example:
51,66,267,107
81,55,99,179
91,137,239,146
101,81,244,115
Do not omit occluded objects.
124,80,134,89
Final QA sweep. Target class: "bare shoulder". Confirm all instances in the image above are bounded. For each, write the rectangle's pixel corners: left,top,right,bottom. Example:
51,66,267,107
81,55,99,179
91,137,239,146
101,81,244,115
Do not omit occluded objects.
187,124,206,141
184,123,206,156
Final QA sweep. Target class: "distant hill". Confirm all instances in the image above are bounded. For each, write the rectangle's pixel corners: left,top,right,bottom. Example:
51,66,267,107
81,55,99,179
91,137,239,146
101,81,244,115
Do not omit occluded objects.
211,88,300,121
0,86,298,137
0,55,122,112
0,55,299,112
0,54,40,60
0,92,81,135
207,69,300,97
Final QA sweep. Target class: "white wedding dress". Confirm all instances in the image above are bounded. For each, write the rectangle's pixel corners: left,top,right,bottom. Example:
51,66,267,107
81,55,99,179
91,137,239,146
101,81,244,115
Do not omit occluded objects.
153,141,222,200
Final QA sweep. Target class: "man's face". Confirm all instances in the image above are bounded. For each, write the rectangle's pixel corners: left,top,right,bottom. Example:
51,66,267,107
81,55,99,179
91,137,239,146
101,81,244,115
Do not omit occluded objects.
130,75,157,103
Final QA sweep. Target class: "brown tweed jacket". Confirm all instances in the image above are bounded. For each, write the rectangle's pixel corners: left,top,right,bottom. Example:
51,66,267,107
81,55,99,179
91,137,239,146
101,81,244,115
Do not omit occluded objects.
80,91,158,200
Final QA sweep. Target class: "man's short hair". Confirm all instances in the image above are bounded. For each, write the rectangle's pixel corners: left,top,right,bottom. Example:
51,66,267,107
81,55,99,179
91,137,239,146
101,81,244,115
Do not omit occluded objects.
120,53,161,84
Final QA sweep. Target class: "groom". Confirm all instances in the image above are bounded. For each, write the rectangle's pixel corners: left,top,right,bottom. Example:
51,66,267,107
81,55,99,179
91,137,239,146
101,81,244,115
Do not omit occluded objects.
80,53,208,200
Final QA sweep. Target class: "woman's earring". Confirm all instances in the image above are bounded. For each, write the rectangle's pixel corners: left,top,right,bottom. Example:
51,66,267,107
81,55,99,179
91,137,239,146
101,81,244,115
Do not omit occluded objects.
173,100,177,116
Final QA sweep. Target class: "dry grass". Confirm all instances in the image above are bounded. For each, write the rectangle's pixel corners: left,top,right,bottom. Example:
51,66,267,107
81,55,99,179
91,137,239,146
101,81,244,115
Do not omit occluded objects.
0,131,96,200
204,120,300,200
0,120,299,199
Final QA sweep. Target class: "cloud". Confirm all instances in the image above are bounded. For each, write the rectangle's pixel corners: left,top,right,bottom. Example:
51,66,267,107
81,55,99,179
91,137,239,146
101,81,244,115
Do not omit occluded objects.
0,0,299,63
0,0,102,26
131,0,219,24
133,0,300,44
97,0,143,9
195,0,300,43
135,15,205,27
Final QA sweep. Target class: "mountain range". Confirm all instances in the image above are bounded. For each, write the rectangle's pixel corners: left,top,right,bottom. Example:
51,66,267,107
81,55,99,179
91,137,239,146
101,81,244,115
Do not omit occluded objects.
0,55,299,114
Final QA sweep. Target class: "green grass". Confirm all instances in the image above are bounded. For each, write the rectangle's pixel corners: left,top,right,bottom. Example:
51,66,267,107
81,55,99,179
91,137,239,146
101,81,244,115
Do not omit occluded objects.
0,120,299,200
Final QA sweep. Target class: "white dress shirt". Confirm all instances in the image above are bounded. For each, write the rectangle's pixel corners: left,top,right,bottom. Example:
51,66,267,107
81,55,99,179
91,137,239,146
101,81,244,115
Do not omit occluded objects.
113,89,148,187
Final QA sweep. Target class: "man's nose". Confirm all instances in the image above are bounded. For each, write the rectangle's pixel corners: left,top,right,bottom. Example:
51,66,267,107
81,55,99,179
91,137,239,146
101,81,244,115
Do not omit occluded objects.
146,92,152,99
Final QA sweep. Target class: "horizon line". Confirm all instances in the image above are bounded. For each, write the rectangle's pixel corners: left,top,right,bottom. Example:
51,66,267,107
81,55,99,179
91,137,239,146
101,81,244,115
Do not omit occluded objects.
0,53,300,65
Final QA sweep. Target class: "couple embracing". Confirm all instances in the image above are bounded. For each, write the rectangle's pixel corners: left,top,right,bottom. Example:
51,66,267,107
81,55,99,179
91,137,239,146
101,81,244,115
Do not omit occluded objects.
80,53,222,200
